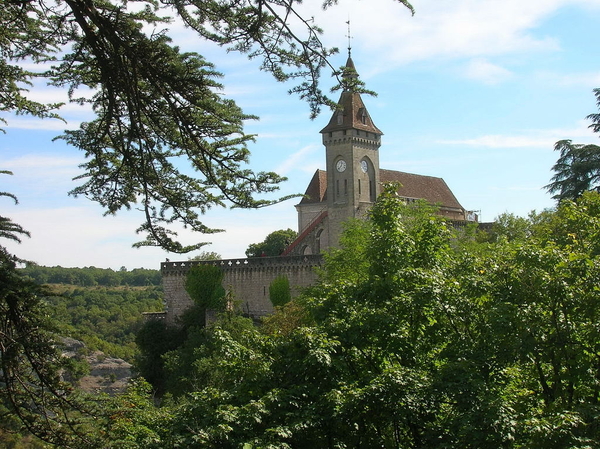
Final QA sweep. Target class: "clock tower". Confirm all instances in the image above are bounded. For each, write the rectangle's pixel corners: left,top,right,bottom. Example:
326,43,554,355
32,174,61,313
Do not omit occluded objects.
320,56,383,247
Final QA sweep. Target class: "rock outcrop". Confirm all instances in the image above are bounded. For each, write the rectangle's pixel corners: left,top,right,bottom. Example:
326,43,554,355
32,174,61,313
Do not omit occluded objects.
61,337,132,395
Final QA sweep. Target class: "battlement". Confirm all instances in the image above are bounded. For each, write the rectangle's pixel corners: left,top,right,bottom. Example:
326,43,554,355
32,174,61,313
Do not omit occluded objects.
161,254,323,275
161,255,323,323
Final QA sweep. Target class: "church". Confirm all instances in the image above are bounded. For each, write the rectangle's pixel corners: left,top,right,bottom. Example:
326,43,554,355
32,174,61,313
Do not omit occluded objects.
160,56,473,322
282,56,470,257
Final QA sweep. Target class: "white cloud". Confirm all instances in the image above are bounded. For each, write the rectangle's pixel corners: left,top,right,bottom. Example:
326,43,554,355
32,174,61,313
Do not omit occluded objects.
275,144,320,175
440,134,556,148
3,202,299,269
293,0,577,76
4,154,82,175
438,120,599,148
463,59,514,85
535,70,600,87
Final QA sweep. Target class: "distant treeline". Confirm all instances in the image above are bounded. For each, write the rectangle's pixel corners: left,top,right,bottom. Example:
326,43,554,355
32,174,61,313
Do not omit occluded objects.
20,265,162,287
47,285,164,361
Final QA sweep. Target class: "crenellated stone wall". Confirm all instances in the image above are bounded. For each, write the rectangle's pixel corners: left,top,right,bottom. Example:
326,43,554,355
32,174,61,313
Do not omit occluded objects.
161,254,322,324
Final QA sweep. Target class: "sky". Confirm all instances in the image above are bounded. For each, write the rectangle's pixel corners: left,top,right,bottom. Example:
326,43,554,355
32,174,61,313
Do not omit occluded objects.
2,0,600,270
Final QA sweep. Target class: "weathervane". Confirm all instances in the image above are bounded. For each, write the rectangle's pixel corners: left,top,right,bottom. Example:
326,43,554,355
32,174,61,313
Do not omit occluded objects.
346,19,353,57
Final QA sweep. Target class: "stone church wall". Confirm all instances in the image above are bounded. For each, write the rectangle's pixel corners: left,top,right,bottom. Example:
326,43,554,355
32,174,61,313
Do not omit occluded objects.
161,255,322,324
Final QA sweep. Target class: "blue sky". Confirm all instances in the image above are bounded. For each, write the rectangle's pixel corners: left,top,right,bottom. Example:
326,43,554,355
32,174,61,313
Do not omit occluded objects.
2,0,600,269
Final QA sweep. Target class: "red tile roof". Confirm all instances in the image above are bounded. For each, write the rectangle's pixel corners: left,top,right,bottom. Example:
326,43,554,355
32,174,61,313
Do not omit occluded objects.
298,169,327,205
320,90,383,135
380,169,464,211
298,169,464,211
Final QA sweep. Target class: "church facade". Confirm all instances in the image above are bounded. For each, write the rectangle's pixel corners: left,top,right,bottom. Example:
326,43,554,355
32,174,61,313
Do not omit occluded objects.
283,56,469,257
160,57,473,323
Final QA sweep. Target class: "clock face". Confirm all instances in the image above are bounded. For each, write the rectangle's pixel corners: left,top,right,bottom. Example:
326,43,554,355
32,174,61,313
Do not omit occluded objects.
336,159,347,172
361,160,368,173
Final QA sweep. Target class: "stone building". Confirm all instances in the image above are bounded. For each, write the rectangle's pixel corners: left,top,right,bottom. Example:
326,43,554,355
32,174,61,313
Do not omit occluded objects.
284,56,469,256
160,56,472,323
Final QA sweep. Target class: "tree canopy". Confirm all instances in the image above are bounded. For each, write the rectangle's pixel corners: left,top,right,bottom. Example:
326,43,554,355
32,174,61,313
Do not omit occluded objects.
245,228,297,257
127,187,600,447
2,1,421,444
2,0,414,253
546,88,600,202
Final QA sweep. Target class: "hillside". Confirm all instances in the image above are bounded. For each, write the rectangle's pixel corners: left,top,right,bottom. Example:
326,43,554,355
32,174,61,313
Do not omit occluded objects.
19,265,164,362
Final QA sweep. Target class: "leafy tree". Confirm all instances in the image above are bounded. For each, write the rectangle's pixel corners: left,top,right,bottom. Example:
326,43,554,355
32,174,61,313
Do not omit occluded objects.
484,211,532,243
161,314,265,399
546,140,600,201
183,263,226,330
2,0,417,443
0,171,30,247
135,319,185,395
245,228,297,257
138,188,600,448
316,217,371,285
546,88,600,202
188,251,222,261
2,0,413,252
269,275,291,307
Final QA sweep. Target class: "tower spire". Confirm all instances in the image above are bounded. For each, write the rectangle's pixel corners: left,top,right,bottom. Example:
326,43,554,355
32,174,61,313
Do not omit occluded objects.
346,19,353,58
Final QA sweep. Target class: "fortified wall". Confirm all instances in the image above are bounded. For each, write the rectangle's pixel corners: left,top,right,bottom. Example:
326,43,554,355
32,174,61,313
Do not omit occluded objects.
161,254,322,324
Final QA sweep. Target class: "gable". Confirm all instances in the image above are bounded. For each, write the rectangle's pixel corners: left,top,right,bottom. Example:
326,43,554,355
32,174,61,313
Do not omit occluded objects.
298,169,327,205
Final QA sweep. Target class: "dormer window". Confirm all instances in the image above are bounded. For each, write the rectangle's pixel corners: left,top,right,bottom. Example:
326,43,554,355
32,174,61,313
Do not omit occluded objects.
337,111,343,125
360,109,367,125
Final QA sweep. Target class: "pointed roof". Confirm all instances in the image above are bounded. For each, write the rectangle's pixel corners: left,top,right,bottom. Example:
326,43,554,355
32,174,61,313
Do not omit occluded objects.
320,57,383,135
298,169,327,205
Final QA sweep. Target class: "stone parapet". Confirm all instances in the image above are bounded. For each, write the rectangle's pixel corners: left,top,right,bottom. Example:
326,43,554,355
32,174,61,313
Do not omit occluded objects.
161,255,323,324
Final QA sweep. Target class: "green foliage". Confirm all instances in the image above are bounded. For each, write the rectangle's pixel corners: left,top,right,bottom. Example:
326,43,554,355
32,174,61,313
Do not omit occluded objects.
268,275,291,307
46,285,164,361
318,217,371,285
546,139,600,201
260,297,314,337
0,251,102,447
135,319,185,395
547,89,600,202
185,264,226,312
20,265,161,287
485,211,532,242
162,314,266,398
127,189,600,447
188,251,222,261
0,0,418,252
98,378,171,448
245,228,297,258
134,264,226,394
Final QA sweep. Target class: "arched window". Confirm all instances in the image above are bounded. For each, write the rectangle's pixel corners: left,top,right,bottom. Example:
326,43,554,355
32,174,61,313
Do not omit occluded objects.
360,157,376,202
316,228,323,253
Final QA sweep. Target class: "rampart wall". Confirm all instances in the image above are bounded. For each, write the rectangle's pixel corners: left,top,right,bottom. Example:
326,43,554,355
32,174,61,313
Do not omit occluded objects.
161,254,322,324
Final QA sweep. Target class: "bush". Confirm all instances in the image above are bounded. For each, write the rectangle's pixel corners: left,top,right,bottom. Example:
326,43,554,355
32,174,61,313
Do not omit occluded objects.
269,275,291,307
